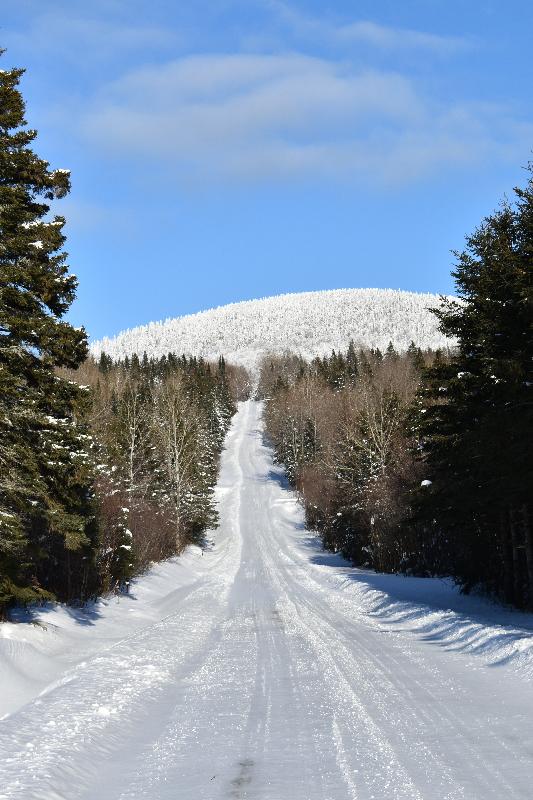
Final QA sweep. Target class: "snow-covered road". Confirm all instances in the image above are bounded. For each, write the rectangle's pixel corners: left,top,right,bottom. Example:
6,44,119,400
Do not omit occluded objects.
1,400,533,799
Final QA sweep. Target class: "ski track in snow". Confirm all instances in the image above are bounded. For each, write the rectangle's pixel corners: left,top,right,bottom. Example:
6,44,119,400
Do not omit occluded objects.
1,400,533,799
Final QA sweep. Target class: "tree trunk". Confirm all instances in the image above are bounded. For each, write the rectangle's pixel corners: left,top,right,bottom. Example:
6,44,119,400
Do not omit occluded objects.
501,508,515,605
522,504,533,609
510,508,525,608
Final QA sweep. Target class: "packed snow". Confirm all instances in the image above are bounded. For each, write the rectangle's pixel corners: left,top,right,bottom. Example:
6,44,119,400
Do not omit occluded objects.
91,288,455,370
1,401,533,799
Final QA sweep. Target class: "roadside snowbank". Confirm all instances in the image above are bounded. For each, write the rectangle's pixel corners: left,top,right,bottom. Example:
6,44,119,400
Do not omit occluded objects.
0,547,205,719
286,512,533,680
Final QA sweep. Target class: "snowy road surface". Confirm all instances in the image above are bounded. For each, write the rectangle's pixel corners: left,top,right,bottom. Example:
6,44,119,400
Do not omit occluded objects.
1,400,533,799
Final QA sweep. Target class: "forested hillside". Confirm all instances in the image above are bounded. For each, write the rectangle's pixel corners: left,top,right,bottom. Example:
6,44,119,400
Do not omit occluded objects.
92,288,454,370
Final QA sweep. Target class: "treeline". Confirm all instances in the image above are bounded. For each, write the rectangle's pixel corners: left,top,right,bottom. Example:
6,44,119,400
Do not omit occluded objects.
66,353,247,595
0,58,247,616
0,346,244,615
261,343,435,574
262,169,533,609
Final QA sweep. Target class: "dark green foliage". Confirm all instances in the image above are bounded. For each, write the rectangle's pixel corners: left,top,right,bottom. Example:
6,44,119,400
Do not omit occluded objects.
385,341,399,362
415,168,533,606
345,339,359,385
407,341,425,371
98,352,113,373
0,56,96,613
0,55,237,614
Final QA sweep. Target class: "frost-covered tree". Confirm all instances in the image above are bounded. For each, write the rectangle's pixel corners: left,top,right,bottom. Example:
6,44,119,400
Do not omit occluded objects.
0,55,95,611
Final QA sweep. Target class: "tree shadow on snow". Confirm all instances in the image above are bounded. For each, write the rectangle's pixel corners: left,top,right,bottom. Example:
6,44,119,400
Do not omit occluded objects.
8,598,106,628
294,525,533,672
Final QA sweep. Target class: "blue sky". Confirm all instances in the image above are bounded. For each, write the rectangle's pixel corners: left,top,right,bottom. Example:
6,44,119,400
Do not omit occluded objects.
3,0,533,340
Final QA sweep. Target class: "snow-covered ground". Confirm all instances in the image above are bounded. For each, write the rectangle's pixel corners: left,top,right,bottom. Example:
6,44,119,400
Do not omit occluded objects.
1,401,533,799
91,288,454,370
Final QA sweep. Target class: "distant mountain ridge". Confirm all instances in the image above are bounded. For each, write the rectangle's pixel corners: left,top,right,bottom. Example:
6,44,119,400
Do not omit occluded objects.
91,288,454,369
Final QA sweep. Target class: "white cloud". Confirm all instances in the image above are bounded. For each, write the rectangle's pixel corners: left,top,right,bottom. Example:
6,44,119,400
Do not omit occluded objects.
337,20,468,53
5,12,179,61
81,52,531,185
264,2,471,54
96,54,422,135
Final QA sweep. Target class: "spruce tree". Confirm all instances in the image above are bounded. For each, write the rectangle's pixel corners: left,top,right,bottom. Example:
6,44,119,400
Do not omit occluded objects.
345,340,359,385
407,341,425,372
415,167,533,606
0,55,95,611
385,341,399,362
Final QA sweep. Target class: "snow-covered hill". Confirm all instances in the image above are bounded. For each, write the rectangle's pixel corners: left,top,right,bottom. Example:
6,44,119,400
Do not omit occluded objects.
91,288,454,369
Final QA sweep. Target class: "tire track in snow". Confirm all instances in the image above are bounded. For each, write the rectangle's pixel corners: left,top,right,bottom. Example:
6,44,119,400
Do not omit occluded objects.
252,404,532,799
0,407,249,800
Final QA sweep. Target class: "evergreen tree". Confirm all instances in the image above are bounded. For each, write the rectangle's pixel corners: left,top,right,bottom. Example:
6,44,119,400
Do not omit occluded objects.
0,55,94,611
406,341,425,372
345,340,359,385
415,168,533,606
385,341,399,362
98,352,113,373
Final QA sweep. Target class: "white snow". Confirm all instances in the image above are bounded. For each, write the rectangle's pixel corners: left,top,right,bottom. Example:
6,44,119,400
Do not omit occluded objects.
1,401,533,799
90,288,455,371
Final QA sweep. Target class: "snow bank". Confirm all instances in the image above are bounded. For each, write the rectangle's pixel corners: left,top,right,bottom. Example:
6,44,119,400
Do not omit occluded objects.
3,533,532,725
292,525,533,681
0,549,205,719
